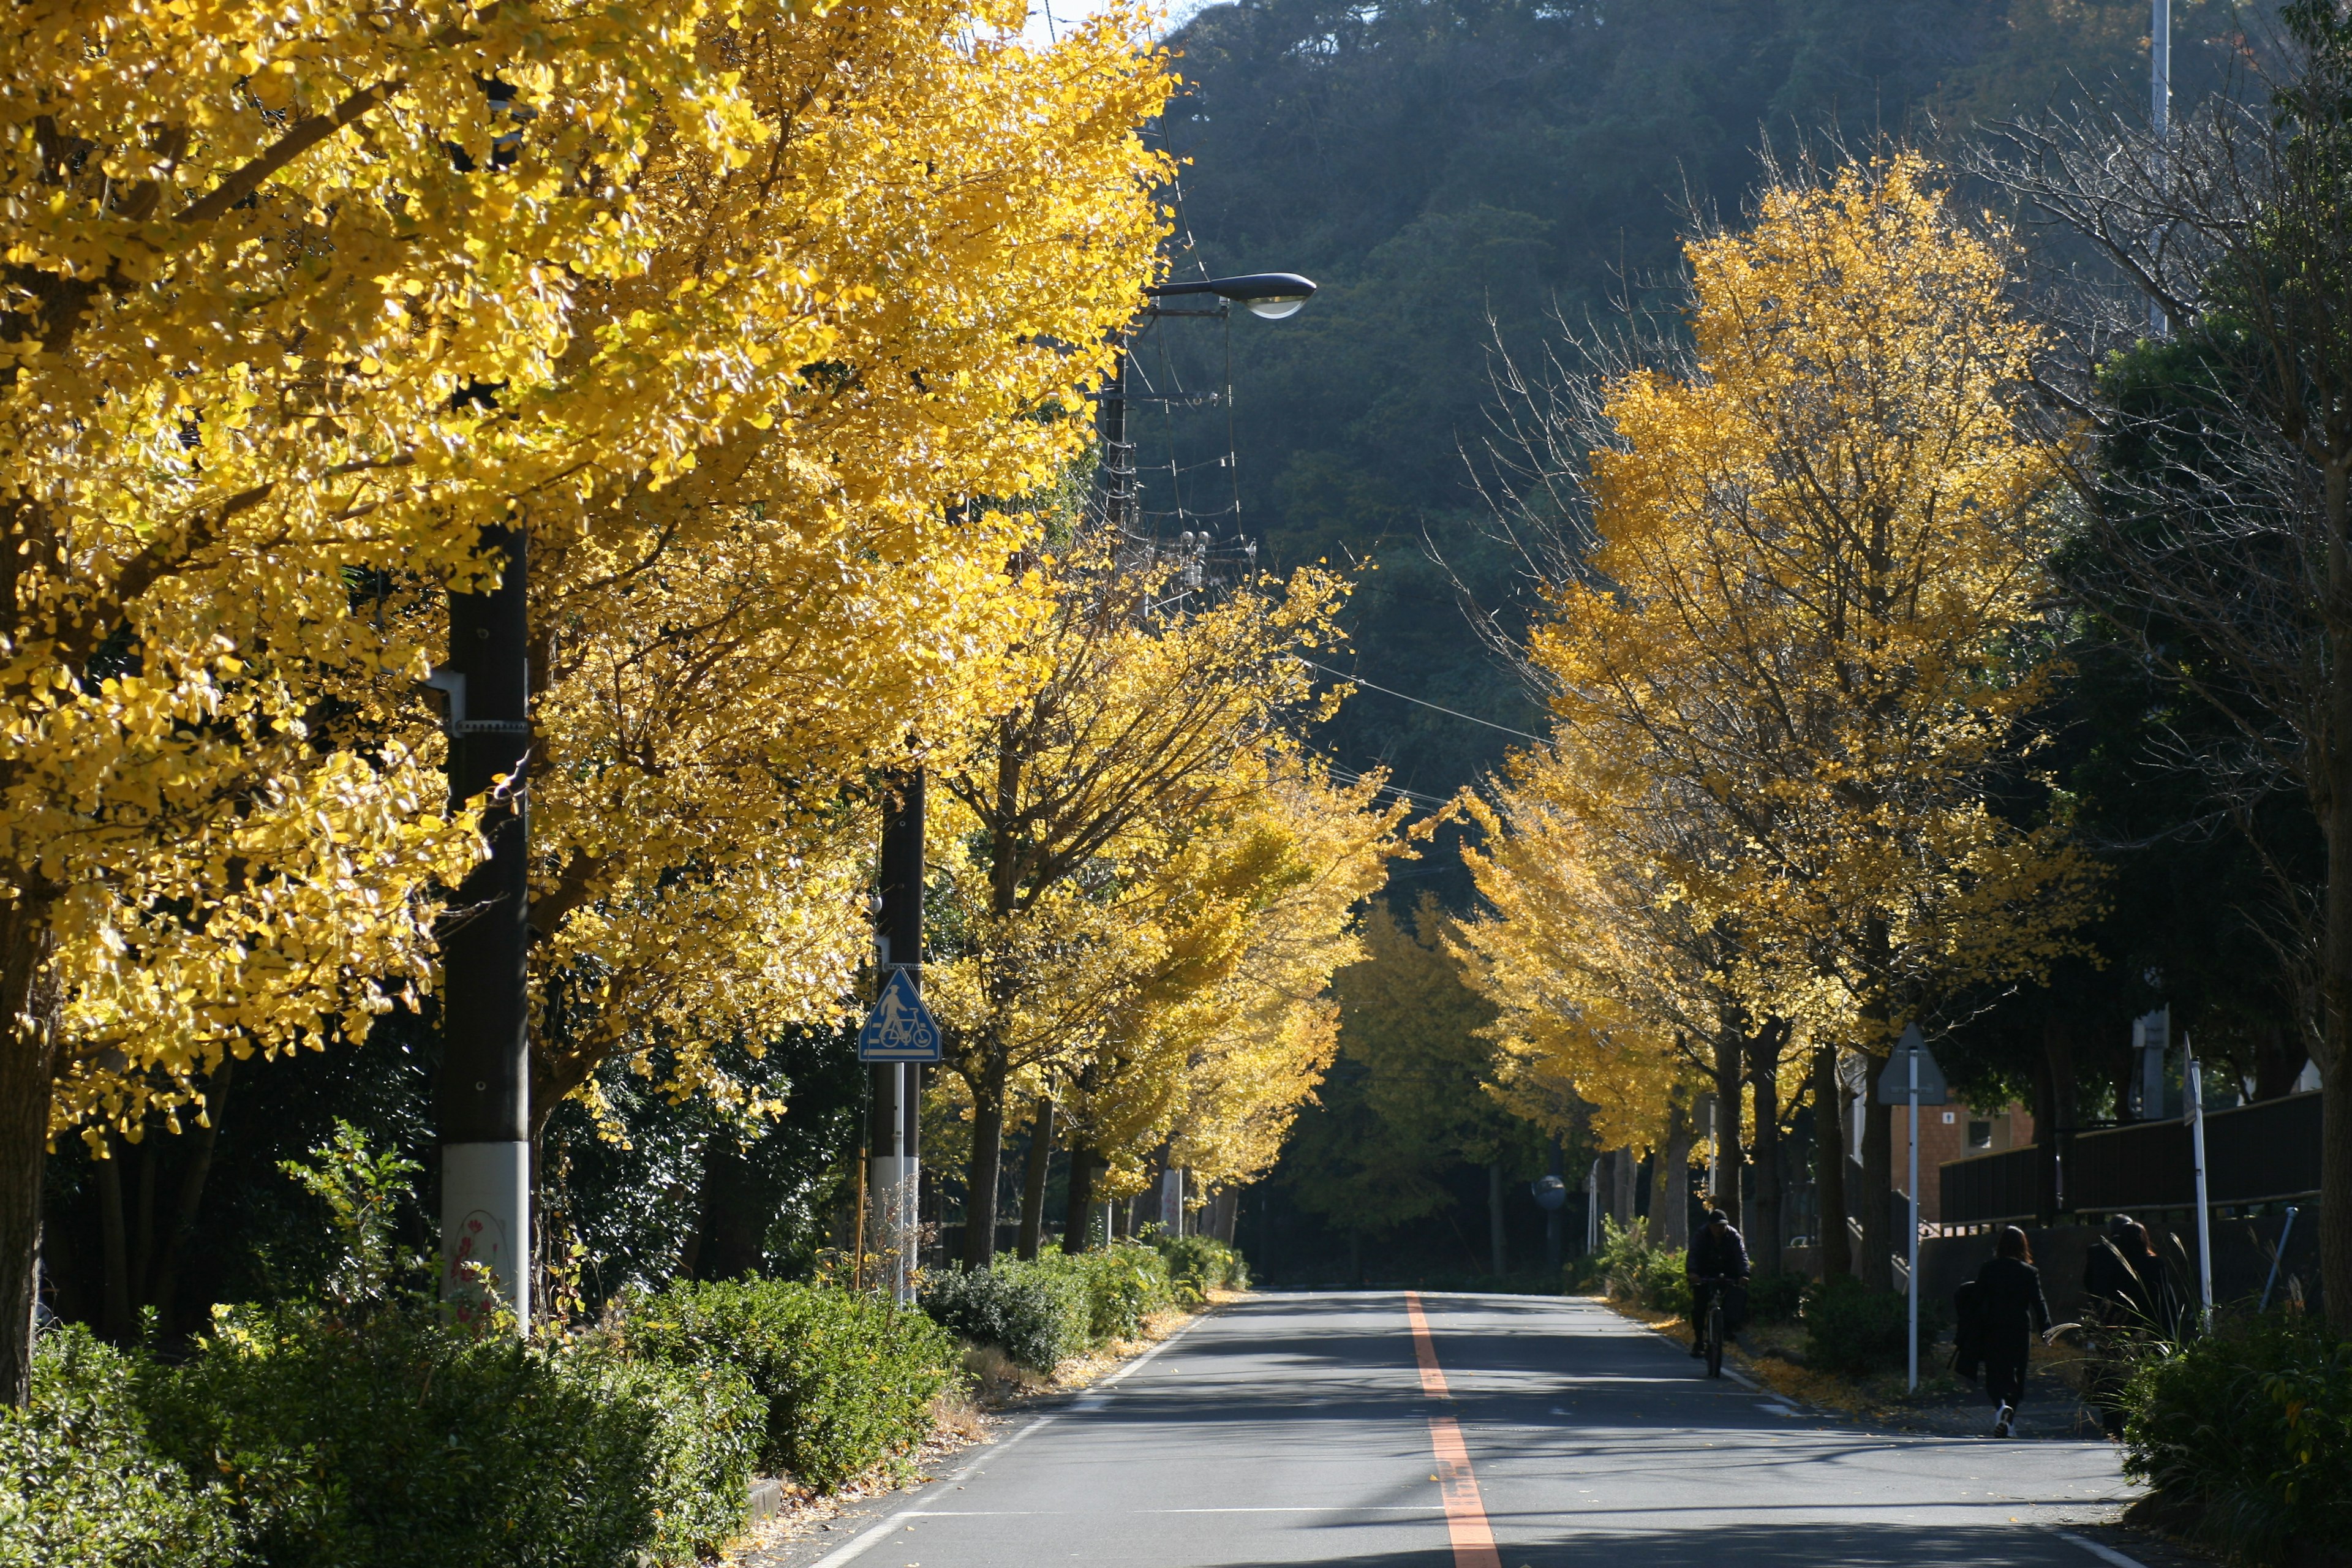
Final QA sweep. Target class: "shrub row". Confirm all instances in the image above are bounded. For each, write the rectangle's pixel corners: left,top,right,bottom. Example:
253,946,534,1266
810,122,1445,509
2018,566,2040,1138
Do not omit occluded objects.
620,1278,956,1490
2122,1311,2352,1561
921,1234,1245,1373
2,1280,959,1568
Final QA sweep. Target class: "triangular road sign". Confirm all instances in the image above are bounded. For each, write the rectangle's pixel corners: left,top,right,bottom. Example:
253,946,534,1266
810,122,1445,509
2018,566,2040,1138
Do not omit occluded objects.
1874,1023,1948,1106
858,970,942,1063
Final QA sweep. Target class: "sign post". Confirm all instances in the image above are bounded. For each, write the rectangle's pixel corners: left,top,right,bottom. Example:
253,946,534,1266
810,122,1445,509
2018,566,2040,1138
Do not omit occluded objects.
1875,1024,1948,1392
859,967,941,1304
2185,1034,2214,1332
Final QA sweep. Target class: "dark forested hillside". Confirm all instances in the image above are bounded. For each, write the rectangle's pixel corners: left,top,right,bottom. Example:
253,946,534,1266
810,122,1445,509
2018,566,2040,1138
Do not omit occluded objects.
1158,0,2257,1284
1143,0,2240,816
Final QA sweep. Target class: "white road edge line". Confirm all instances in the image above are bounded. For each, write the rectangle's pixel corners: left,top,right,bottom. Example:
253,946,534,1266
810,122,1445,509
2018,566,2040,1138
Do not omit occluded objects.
806,1311,1210,1568
2049,1528,2150,1568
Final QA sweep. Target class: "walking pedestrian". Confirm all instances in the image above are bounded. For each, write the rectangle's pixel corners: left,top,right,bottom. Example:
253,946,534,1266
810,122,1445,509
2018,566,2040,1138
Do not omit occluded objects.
1973,1225,2049,1438
2082,1216,2177,1439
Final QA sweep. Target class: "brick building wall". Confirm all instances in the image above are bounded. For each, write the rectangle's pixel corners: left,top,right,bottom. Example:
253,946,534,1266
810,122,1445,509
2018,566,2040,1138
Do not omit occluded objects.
1891,1102,2034,1225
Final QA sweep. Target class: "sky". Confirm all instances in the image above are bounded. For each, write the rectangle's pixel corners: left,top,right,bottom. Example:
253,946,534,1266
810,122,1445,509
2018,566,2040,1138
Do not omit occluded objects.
1018,0,1207,49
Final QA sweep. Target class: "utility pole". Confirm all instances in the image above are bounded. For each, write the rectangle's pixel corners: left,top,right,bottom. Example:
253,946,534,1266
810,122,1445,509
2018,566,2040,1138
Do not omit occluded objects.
1094,336,1135,538
435,522,534,1331
2150,0,2171,337
870,771,925,1303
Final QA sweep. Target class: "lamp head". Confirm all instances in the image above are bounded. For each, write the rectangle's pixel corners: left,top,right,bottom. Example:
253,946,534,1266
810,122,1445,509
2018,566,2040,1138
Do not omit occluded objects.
1147,272,1317,320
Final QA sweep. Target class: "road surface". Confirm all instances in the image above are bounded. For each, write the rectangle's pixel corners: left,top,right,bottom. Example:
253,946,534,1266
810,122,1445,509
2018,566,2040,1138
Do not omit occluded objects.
769,1291,2151,1568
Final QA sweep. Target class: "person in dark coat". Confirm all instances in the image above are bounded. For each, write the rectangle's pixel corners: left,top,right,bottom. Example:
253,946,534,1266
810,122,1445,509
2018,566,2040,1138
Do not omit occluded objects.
1973,1225,2049,1438
2082,1217,2176,1439
1685,1208,1751,1356
2084,1218,2173,1333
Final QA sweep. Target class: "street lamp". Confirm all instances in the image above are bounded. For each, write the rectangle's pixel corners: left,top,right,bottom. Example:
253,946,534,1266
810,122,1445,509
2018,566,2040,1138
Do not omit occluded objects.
1147,271,1317,319
1096,271,1317,543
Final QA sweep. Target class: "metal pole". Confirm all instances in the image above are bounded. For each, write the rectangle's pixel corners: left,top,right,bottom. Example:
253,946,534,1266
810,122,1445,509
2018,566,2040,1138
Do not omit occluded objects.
1907,1046,1920,1392
438,521,533,1333
2261,1206,2299,1311
1587,1159,1600,1255
870,771,924,1306
2187,1043,2213,1332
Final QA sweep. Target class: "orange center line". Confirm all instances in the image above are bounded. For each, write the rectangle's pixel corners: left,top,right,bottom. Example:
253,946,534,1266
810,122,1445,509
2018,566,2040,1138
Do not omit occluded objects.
1404,1292,1502,1568
1403,1288,1449,1397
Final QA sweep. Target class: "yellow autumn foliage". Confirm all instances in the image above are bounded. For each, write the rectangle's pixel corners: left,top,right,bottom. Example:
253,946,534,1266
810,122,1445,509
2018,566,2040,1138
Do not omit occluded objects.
1460,154,2100,1198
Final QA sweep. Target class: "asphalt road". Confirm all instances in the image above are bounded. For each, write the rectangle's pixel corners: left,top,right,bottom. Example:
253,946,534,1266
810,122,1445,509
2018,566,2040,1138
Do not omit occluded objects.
780,1291,2149,1568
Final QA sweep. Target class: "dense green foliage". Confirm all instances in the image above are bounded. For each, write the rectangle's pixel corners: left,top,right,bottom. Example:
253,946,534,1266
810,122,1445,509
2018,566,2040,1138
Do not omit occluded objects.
619,1278,957,1490
1155,1234,1251,1298
1587,1221,1691,1321
0,1327,236,1568
1051,1242,1180,1342
923,1237,1242,1372
144,1305,760,1568
923,1261,1095,1372
1799,1276,1948,1376
1746,1270,1809,1326
2124,1314,2352,1558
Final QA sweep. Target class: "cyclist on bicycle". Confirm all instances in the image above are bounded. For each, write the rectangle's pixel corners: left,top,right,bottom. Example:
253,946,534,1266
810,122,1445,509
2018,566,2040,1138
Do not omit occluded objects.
1686,1208,1751,1358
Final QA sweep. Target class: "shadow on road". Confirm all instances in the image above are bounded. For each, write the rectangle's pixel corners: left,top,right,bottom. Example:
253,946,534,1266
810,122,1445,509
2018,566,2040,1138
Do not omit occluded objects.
1180,1520,2111,1567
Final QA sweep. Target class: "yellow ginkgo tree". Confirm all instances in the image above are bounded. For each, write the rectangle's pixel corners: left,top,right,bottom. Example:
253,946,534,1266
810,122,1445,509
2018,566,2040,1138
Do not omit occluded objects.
1477,154,2100,1284
515,0,1172,1125
0,0,820,1397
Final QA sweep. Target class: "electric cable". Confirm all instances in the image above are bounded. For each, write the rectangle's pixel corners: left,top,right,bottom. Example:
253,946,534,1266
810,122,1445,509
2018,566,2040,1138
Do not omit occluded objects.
1295,659,1547,742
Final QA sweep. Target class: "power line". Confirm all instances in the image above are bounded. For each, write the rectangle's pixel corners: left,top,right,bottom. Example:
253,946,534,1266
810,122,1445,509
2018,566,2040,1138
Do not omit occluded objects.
1297,660,1547,742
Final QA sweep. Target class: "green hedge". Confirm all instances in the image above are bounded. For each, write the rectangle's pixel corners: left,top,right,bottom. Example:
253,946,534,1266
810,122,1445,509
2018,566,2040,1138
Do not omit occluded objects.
0,1325,236,1568
1154,1235,1249,1298
144,1302,760,1568
922,1261,1091,1372
1041,1242,1176,1341
1588,1220,1692,1320
619,1278,957,1491
1798,1274,1947,1376
2124,1312,2352,1560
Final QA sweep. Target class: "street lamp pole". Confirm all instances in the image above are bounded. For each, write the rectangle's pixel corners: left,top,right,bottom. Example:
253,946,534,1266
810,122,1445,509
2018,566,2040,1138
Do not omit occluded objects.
1094,272,1315,545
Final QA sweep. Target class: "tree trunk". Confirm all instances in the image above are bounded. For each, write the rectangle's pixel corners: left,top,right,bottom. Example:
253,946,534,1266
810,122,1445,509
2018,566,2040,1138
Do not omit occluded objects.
96,1134,134,1344
1642,1148,1665,1245
1711,1028,1745,1225
1060,1145,1098,1255
1813,1041,1850,1279
687,1133,776,1281
0,899,58,1404
148,1058,232,1341
2325,1062,2352,1329
961,1062,1008,1268
2255,1016,2307,1101
1487,1159,1507,1277
1748,1022,1784,1276
1610,1147,1636,1231
1662,1104,1693,1254
1858,1058,1893,1290
1016,1096,1055,1261
2032,1019,2076,1227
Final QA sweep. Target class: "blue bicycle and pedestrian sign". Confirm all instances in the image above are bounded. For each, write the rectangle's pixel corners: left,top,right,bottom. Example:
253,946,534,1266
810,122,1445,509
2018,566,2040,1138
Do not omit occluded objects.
857,970,942,1062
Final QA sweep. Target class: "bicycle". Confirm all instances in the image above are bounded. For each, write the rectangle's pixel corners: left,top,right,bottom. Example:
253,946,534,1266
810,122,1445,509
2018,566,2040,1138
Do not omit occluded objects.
1691,1275,1740,1379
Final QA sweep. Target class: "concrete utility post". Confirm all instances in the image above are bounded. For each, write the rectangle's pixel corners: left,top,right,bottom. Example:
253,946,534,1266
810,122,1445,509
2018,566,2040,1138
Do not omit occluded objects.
435,522,535,1331
870,772,925,1304
2150,0,2171,337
